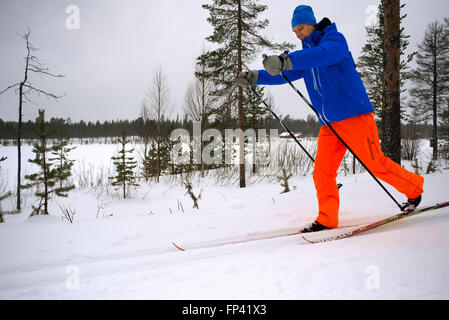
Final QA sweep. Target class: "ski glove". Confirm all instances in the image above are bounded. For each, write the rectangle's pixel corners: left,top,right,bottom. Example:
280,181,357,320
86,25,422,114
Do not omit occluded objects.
236,70,258,87
262,53,293,76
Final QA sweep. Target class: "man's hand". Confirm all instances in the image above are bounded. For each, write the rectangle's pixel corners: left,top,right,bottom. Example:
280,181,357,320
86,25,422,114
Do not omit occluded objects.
262,53,293,76
236,70,258,87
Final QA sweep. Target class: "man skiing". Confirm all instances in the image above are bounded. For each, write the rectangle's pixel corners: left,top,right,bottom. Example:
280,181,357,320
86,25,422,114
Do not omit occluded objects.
236,5,424,233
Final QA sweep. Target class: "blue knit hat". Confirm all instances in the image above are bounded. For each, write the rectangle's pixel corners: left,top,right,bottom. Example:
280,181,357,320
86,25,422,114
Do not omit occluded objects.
291,5,316,29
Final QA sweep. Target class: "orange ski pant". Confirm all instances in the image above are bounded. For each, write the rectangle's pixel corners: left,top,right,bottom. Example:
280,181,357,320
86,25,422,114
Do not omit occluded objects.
313,112,424,228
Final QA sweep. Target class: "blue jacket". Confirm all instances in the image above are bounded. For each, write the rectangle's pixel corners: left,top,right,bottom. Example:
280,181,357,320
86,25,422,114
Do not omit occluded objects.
257,23,373,124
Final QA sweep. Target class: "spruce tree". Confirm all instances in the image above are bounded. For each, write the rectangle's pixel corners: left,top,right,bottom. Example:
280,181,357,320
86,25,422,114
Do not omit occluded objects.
22,110,73,216
109,132,139,199
199,0,294,187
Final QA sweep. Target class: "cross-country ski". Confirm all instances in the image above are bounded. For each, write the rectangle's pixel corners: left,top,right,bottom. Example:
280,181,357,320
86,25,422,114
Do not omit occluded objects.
302,201,449,244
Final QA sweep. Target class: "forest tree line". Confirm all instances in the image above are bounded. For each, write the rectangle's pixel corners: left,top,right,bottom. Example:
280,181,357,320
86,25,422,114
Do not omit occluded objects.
0,115,326,141
0,114,439,143
0,114,440,143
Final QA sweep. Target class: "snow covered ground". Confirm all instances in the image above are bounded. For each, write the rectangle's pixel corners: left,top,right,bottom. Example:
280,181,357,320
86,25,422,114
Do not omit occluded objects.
0,140,449,299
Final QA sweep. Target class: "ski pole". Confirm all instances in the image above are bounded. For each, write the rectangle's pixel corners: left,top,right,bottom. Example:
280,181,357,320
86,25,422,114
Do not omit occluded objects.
238,65,316,163
249,86,315,163
274,66,403,211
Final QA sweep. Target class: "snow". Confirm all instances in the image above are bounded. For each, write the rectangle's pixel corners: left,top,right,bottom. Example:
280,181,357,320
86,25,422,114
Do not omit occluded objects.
0,140,449,299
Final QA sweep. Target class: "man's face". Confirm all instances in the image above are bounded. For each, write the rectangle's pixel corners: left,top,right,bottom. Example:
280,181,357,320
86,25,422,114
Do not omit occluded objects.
292,24,316,41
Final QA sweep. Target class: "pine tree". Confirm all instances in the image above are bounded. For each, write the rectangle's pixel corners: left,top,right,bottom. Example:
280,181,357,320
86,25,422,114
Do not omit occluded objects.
383,0,402,163
50,130,76,191
409,18,449,160
22,110,73,216
199,0,294,187
357,0,415,154
160,134,175,174
142,140,158,180
109,132,139,199
142,134,176,178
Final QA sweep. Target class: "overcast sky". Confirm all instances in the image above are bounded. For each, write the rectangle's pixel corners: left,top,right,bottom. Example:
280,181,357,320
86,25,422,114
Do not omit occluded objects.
0,0,448,123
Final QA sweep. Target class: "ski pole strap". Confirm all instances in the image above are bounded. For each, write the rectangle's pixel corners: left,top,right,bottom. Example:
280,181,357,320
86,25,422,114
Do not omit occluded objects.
279,71,403,211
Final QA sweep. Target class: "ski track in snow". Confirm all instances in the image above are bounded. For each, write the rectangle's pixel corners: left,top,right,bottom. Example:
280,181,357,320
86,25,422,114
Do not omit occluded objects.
0,143,449,299
1,204,449,300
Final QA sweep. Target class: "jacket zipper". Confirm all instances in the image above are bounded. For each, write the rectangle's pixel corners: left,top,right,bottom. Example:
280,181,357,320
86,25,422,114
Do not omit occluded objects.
315,68,331,122
305,41,331,123
311,68,331,123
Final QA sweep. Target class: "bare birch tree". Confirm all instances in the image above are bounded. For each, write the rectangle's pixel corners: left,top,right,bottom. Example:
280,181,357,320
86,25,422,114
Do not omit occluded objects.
142,67,172,182
139,100,152,181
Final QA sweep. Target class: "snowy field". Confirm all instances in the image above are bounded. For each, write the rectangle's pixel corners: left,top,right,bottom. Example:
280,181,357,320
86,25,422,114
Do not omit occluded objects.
0,139,449,299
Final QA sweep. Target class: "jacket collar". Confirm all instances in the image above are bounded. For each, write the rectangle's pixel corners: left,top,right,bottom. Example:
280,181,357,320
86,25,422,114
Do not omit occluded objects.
302,20,336,47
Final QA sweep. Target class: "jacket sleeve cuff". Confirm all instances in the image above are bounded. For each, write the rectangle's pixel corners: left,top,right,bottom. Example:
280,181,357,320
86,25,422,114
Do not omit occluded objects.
256,69,303,85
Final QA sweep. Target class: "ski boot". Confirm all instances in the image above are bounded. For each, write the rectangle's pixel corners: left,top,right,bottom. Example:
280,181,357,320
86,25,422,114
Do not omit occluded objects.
299,220,331,233
401,194,422,213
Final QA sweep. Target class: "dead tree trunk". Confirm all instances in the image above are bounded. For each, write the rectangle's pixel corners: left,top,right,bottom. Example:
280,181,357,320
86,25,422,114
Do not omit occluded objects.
0,28,64,210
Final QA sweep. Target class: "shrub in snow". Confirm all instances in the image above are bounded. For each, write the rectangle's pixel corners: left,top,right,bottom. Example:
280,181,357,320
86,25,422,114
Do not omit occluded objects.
277,168,293,194
183,176,201,209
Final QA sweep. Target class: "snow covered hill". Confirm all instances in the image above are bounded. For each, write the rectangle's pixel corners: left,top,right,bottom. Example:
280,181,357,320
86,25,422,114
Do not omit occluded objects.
0,142,448,299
